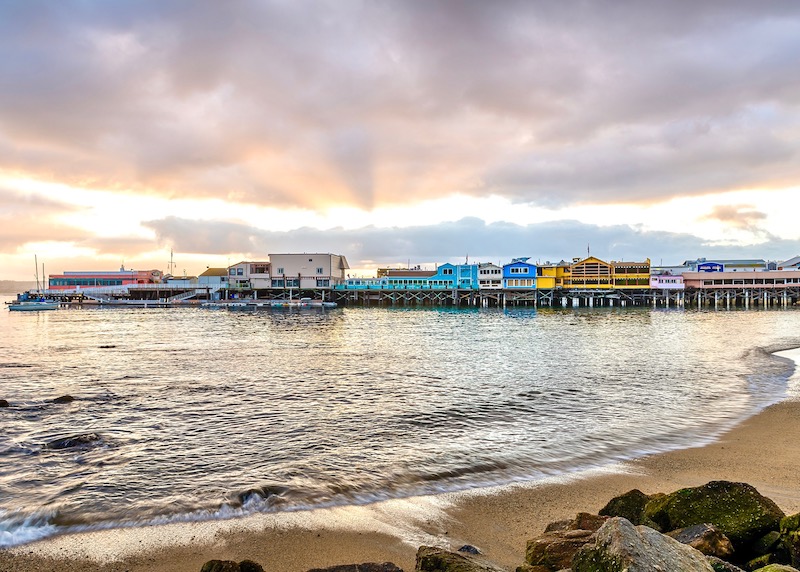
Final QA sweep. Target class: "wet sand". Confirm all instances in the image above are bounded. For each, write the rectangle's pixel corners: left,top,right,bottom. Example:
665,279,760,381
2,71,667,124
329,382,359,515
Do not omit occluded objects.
3,356,799,572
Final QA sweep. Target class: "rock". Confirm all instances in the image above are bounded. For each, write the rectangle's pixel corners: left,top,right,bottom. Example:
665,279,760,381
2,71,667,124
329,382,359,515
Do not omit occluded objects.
747,555,775,569
44,433,102,450
200,561,241,572
599,489,651,525
643,481,785,549
667,523,734,558
199,561,264,572
416,546,505,572
458,545,482,555
307,564,402,572
572,517,715,571
753,565,800,572
525,529,596,570
515,565,551,572
0,399,9,407
781,514,800,567
706,555,745,572
754,531,784,555
239,561,264,572
51,395,75,404
543,513,608,534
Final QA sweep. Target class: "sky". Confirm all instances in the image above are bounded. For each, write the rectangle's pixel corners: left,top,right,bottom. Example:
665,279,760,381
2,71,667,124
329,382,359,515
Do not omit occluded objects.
1,1,799,280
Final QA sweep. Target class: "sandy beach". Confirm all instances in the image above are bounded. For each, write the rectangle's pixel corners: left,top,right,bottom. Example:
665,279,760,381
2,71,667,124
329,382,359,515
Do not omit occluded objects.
3,353,799,572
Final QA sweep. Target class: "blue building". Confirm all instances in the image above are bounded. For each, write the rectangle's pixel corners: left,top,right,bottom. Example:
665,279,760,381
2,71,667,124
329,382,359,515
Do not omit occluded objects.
503,258,537,289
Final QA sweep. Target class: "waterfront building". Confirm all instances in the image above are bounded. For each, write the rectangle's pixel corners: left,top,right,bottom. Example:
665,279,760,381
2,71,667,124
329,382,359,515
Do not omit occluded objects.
650,274,685,290
778,256,800,270
227,261,271,289
683,258,767,272
268,253,349,289
48,267,163,290
503,258,537,289
478,263,503,289
165,275,198,287
198,268,228,300
567,257,612,289
536,261,571,289
612,259,651,289
683,270,800,289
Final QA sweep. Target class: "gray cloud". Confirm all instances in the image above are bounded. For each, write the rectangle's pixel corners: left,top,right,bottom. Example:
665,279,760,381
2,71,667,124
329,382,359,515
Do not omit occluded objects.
143,215,800,269
1,1,798,209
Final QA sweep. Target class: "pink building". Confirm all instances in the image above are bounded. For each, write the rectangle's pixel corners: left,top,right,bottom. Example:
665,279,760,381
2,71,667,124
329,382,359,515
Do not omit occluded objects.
48,268,163,290
682,270,800,290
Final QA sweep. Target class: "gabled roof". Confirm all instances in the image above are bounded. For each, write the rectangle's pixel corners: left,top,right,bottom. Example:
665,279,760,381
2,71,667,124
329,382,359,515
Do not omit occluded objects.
199,268,228,277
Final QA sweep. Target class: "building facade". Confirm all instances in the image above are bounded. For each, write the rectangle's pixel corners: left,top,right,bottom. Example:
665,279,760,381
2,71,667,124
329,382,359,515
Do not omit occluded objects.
268,253,350,289
503,258,537,289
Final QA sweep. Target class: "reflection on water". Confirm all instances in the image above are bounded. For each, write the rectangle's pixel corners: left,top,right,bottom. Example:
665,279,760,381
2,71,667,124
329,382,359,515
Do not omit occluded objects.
0,301,799,546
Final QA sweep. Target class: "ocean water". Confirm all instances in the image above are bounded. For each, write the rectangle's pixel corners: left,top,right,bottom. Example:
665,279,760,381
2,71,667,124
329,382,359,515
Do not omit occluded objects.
1,300,799,547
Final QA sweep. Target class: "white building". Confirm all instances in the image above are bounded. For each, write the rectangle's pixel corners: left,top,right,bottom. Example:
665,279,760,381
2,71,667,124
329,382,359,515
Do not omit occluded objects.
478,263,503,289
268,253,350,289
227,261,271,289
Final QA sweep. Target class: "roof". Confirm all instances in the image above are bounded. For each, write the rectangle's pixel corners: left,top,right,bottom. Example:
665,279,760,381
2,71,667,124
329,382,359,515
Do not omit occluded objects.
778,255,800,268
199,268,229,277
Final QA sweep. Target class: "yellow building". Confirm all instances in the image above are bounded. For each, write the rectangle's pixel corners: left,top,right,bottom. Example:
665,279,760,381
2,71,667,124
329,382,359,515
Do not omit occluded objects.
568,257,613,289
536,262,571,289
612,259,651,289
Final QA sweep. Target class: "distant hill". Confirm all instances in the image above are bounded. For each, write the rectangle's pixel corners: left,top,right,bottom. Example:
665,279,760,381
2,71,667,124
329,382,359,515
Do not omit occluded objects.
0,281,37,294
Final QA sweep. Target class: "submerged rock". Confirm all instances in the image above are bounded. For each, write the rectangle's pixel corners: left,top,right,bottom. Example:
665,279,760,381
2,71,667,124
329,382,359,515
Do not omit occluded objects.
572,517,715,572
51,395,75,404
667,523,734,558
599,489,651,525
44,433,102,450
643,481,785,548
416,546,505,572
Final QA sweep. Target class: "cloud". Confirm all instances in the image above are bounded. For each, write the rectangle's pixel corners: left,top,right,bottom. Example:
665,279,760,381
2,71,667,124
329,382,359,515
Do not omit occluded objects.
1,2,799,209
702,204,768,234
0,188,89,251
143,215,800,269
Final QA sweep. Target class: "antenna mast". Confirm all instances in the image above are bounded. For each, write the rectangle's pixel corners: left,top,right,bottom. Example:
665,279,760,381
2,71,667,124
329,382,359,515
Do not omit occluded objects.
167,249,177,275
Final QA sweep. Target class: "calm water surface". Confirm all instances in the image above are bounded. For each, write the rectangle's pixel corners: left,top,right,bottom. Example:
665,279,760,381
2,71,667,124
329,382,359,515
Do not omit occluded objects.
1,300,799,546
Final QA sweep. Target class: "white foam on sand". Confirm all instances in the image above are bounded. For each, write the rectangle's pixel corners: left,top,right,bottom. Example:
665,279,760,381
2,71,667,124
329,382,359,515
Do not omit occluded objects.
774,347,800,398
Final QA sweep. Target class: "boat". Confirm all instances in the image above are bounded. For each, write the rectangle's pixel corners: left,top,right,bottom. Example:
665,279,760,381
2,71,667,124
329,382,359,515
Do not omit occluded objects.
7,256,59,311
7,297,60,311
202,298,337,310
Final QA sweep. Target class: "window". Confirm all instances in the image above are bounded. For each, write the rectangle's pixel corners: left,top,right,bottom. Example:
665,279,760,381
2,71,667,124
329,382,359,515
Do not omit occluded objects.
276,267,284,275
229,269,236,276
236,268,244,275
442,268,453,275
316,267,324,274
316,279,330,287
272,279,285,287
510,267,529,274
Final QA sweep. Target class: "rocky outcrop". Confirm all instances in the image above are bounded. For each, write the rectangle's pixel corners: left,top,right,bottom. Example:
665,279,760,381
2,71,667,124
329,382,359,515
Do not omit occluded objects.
667,523,734,558
415,546,505,572
572,517,715,572
599,489,651,525
643,481,785,549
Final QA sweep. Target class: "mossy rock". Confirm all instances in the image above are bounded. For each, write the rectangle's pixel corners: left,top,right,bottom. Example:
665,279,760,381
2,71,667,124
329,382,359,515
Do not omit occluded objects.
599,489,651,525
752,565,800,572
706,555,745,572
642,481,785,548
782,514,800,534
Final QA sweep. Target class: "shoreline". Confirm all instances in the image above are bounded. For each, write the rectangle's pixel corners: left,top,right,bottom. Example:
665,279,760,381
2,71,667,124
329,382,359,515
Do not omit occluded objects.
3,351,799,572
